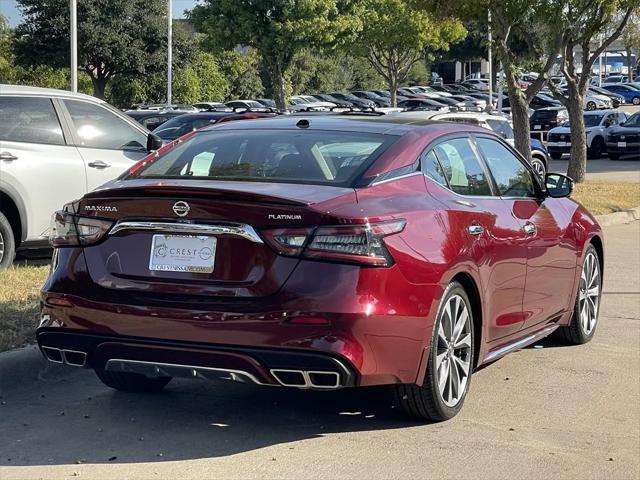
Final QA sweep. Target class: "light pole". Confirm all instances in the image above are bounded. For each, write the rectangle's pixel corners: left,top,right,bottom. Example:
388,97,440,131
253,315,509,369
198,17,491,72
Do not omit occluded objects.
70,0,77,92
487,9,493,111
167,0,172,106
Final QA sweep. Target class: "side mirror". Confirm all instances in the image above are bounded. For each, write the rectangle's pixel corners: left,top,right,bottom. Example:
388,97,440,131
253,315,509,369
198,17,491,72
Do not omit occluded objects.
545,172,574,198
603,120,611,128
146,133,163,152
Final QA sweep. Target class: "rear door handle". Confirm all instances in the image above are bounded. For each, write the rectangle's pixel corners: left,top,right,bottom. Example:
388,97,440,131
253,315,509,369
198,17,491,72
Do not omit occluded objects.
468,224,484,236
523,222,537,235
87,160,111,169
0,152,18,161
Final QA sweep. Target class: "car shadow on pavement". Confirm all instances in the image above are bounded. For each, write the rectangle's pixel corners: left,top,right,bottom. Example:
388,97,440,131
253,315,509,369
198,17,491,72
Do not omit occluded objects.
0,368,427,466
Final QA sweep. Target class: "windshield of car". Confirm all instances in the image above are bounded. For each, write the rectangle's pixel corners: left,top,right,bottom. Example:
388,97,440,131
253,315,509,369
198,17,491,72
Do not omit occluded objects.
154,116,218,141
486,119,514,139
584,114,604,127
624,113,640,126
131,130,397,186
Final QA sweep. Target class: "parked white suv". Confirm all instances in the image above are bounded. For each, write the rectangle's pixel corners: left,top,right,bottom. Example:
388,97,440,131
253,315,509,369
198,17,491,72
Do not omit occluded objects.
546,109,628,159
0,85,154,267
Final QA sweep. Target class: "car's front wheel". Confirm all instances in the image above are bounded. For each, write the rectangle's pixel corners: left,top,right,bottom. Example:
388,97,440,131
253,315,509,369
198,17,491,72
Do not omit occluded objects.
559,245,601,345
395,282,474,421
95,368,172,393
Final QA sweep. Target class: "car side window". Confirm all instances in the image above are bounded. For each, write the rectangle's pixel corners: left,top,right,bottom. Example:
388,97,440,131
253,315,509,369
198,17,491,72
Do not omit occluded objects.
432,138,492,196
421,150,448,187
0,96,65,145
605,113,618,126
63,99,147,151
476,138,536,198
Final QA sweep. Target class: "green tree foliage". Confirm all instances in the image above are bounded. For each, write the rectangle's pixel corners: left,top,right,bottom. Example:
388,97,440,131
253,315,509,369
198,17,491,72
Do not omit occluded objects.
354,0,466,106
189,0,362,109
1,14,92,92
286,49,385,95
13,0,196,99
109,52,229,108
218,50,264,100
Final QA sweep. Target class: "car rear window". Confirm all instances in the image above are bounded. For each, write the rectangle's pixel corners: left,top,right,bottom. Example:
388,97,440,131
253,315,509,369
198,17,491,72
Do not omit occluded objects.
131,129,396,186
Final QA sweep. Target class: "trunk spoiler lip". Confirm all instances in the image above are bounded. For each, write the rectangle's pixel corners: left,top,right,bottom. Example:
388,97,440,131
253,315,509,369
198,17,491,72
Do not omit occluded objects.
83,180,358,208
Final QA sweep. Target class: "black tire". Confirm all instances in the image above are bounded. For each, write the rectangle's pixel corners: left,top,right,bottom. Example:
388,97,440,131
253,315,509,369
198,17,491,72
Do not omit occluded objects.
587,137,604,159
586,101,596,111
394,282,474,422
0,211,16,269
608,152,620,160
95,368,171,393
550,151,563,160
632,97,640,106
558,244,601,345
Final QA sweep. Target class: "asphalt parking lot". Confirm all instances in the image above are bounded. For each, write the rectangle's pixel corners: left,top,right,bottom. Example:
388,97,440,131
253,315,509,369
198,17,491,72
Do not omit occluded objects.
0,220,638,480
549,157,640,182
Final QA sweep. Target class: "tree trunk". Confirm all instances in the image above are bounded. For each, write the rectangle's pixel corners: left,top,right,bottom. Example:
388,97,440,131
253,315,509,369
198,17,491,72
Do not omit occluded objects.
90,75,108,99
627,47,634,82
272,61,286,111
566,86,587,182
504,62,532,161
389,77,398,107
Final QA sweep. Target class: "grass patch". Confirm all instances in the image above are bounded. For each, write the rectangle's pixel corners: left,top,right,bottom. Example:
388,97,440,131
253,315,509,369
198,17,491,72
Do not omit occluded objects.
0,264,49,352
572,182,640,215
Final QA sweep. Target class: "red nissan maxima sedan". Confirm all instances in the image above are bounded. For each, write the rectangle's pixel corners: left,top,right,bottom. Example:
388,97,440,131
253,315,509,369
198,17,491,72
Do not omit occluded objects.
38,115,603,421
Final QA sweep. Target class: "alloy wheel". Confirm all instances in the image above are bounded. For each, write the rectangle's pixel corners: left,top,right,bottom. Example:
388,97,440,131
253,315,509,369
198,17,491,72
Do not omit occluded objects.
531,158,546,179
579,251,600,335
436,294,472,407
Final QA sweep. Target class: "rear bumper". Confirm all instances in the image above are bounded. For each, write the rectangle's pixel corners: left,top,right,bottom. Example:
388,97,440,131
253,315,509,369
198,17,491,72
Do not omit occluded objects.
37,329,357,389
39,249,441,388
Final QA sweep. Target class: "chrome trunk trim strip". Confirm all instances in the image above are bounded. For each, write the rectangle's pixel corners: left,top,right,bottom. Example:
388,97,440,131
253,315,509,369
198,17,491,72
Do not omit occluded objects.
109,221,264,244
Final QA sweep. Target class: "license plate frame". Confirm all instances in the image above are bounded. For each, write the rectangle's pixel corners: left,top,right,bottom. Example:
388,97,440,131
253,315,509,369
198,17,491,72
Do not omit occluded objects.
149,234,216,273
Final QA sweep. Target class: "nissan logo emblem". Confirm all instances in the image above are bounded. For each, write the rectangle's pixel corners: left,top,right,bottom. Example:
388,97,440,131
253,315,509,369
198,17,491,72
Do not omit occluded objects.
172,201,190,217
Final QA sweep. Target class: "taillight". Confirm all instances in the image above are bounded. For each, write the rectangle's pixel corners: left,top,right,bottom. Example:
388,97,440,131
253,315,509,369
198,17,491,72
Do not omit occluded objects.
262,220,405,267
49,211,113,247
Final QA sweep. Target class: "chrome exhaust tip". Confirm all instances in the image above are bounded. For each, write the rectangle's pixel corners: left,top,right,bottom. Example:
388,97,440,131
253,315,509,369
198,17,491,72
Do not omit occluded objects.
270,369,341,389
307,371,341,389
41,347,87,367
41,346,63,363
270,369,308,388
61,349,87,367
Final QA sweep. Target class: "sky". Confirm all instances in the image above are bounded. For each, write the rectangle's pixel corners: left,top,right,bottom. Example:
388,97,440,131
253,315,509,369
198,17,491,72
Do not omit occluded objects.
0,0,200,26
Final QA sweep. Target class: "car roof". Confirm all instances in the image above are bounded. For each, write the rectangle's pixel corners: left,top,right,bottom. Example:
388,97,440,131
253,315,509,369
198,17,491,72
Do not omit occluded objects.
431,112,508,121
126,110,183,118
584,109,616,116
200,114,488,137
0,83,104,103
170,112,239,121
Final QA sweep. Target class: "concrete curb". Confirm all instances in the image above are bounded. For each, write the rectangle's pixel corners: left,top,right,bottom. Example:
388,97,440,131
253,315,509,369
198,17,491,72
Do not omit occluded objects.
0,345,70,392
595,206,640,227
